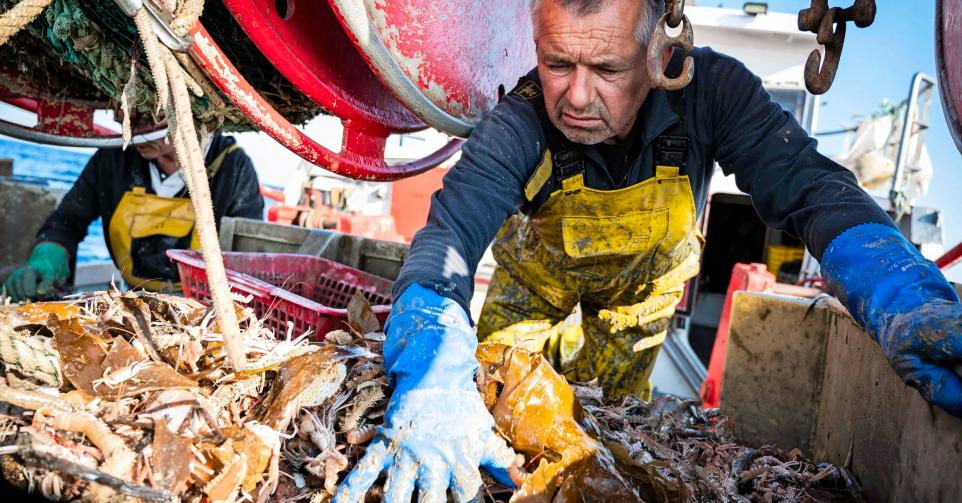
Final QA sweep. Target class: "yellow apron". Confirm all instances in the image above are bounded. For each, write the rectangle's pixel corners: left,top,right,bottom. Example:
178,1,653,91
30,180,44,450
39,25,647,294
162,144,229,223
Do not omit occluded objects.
478,160,702,400
107,144,239,292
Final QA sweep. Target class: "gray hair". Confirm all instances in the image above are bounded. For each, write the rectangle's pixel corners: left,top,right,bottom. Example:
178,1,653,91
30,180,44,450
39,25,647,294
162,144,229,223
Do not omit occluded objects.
530,0,665,46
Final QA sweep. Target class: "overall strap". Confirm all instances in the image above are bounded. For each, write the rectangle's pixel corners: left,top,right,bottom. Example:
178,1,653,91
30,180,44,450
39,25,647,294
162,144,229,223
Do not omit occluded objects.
652,51,690,171
206,143,241,179
508,76,585,202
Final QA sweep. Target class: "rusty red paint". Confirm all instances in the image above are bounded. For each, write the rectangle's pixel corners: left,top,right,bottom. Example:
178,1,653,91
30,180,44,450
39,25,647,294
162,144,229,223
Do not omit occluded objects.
189,24,462,181
220,0,424,135
1,86,118,138
329,0,536,127
937,0,962,153
36,100,96,137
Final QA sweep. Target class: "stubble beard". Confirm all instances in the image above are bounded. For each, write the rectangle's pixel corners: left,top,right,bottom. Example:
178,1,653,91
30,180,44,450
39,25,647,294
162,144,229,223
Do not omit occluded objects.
549,98,616,145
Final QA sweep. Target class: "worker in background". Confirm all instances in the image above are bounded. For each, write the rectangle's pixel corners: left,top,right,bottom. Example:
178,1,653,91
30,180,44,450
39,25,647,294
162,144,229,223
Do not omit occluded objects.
336,0,962,501
2,119,263,301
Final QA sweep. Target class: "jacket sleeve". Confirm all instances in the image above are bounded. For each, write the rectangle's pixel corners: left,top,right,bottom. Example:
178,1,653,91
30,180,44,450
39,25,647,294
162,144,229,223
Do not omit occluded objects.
392,97,545,313
702,49,896,259
34,150,106,263
222,148,264,221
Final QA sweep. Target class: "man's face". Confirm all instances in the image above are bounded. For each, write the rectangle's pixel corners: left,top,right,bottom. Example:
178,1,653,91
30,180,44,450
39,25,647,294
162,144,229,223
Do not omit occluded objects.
535,0,652,144
134,138,174,161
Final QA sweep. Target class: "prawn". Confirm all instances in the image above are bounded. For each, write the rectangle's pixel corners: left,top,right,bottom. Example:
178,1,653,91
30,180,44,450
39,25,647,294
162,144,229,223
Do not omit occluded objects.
0,386,68,412
91,361,156,391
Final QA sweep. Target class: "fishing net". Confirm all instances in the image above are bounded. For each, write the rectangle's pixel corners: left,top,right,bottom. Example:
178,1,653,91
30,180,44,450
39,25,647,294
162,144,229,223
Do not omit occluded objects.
0,0,326,132
0,30,109,104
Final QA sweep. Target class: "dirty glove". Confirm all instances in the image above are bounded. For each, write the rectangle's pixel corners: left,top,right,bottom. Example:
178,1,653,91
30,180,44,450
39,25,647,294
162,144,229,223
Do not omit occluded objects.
2,242,70,302
822,223,962,416
334,284,518,502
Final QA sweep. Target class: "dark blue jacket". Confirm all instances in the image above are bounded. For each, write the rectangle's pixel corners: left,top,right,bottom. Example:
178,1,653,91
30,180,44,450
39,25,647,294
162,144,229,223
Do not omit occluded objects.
395,47,895,313
36,134,263,280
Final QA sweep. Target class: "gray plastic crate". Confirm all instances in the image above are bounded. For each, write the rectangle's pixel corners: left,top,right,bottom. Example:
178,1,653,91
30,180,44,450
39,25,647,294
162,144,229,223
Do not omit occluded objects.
218,217,409,281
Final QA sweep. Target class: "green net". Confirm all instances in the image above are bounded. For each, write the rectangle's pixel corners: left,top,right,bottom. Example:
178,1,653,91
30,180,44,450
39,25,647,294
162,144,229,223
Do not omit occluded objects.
0,0,326,133
0,29,109,104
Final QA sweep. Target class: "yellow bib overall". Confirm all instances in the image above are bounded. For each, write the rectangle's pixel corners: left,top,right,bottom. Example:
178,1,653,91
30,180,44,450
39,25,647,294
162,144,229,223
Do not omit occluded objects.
108,187,199,292
107,144,239,292
479,159,701,400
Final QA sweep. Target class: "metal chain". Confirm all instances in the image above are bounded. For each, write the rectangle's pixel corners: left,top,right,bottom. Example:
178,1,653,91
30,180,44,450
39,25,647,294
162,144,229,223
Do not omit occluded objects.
798,0,877,94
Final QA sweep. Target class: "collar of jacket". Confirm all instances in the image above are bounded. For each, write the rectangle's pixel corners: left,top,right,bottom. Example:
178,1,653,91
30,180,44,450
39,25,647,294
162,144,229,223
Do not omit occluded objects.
636,87,681,149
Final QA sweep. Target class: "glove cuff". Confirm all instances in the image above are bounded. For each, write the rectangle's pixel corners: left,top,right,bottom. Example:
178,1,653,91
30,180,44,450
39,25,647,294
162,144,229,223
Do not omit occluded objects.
384,284,480,395
821,223,959,333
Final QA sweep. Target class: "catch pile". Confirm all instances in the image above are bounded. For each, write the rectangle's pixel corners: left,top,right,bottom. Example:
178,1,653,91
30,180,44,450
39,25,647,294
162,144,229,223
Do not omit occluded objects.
575,386,866,502
476,344,866,503
0,290,865,502
0,289,392,503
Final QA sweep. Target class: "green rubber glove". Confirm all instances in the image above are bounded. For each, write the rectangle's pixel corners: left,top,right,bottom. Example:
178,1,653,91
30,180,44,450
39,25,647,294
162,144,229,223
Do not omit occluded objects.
2,242,71,302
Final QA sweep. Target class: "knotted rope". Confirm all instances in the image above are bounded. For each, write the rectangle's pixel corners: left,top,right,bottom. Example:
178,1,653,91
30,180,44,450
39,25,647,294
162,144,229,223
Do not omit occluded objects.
133,2,247,370
0,325,63,388
0,0,52,46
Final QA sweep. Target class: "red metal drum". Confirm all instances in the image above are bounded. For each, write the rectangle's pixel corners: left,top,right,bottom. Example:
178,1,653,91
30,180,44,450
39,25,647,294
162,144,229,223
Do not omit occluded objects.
221,0,424,136
190,25,463,181
328,0,537,137
937,0,962,153
206,2,469,180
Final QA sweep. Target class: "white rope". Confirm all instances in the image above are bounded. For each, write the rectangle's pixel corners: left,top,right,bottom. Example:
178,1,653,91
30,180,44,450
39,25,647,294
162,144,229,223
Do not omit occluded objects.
133,6,247,371
0,0,53,47
0,325,63,388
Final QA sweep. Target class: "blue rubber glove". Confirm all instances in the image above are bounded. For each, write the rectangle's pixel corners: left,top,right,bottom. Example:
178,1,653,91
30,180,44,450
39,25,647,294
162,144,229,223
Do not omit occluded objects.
333,284,518,503
822,223,962,416
2,242,71,302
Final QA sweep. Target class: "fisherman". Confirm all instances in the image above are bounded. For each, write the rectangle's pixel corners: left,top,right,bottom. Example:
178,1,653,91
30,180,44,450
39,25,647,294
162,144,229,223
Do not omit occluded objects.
335,0,962,500
2,119,263,300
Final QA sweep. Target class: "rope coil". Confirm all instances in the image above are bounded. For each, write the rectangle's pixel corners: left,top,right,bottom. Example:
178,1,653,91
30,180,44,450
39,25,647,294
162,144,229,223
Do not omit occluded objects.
0,325,63,388
0,0,52,47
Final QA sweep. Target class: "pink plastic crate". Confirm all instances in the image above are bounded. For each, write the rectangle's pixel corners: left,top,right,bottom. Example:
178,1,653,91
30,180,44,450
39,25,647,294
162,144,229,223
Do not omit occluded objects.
167,250,393,339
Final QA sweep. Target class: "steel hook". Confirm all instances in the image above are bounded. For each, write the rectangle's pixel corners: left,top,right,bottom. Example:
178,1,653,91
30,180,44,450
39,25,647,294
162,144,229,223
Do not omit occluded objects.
648,13,694,91
798,1,875,94
845,0,876,28
804,7,846,95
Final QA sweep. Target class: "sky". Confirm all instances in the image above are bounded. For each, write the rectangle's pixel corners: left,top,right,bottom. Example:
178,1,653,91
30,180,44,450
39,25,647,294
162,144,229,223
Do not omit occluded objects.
708,1,962,280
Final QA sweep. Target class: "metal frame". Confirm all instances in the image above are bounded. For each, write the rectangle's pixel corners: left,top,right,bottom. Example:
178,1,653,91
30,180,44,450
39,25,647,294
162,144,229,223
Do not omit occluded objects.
219,0,424,136
889,73,935,210
327,0,475,137
936,0,962,275
936,0,962,153
111,0,192,51
0,88,168,148
0,120,167,147
188,25,463,181
326,0,537,138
